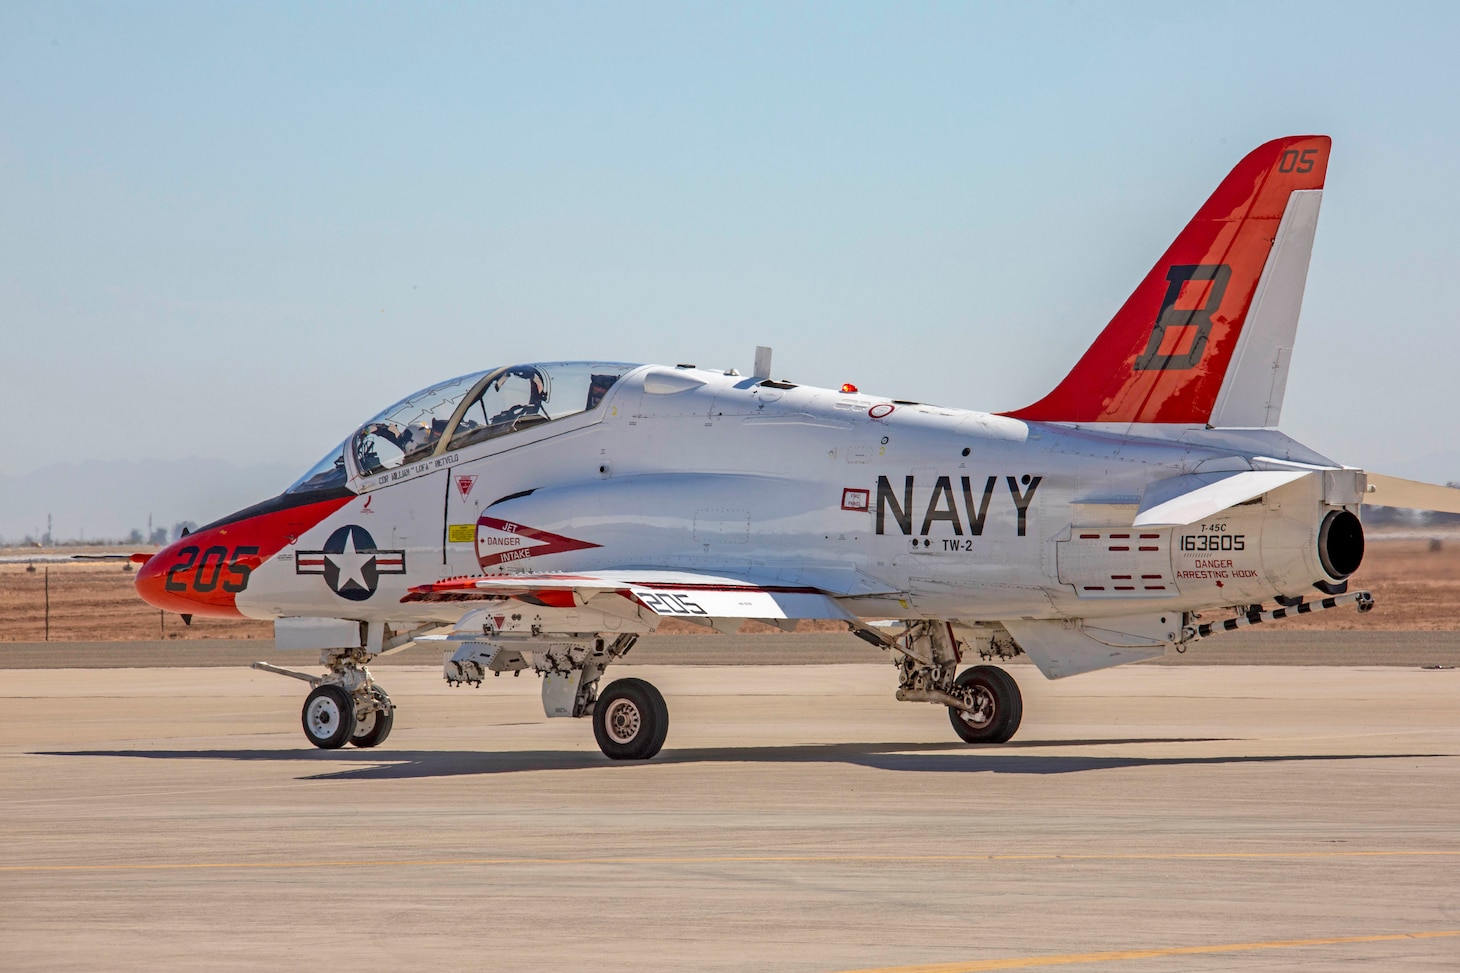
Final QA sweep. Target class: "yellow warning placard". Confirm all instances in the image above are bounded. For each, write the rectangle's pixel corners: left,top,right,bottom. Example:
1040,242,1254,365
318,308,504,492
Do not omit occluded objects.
447,524,476,543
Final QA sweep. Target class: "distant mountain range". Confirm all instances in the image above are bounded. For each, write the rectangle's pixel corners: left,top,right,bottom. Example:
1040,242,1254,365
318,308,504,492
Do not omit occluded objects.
0,458,297,544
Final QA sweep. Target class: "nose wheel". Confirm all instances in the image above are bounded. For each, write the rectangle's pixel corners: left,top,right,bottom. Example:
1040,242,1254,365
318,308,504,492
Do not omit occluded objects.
302,685,355,749
300,683,395,749
349,686,395,748
592,678,669,760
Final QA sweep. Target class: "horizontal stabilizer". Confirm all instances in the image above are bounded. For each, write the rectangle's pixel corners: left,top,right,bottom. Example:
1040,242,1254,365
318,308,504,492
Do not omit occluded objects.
1362,473,1460,515
1133,469,1311,527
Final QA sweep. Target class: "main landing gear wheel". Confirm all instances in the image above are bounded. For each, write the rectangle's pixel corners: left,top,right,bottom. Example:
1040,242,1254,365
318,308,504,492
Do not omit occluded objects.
948,665,1023,744
302,684,355,750
592,678,669,761
349,687,395,749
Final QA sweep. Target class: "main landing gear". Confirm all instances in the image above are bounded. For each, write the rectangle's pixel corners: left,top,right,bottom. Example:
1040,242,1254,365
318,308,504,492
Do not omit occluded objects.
946,665,1022,744
885,620,1024,744
591,678,669,760
444,631,664,760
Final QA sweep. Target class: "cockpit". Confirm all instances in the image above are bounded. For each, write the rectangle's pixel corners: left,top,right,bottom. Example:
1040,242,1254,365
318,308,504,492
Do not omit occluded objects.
287,362,639,494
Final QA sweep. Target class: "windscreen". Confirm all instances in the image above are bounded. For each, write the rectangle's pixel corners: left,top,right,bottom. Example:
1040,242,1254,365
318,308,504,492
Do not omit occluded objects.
285,441,349,495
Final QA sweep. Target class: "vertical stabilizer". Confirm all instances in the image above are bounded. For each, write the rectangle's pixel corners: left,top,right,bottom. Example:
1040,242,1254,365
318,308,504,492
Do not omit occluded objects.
1006,136,1329,426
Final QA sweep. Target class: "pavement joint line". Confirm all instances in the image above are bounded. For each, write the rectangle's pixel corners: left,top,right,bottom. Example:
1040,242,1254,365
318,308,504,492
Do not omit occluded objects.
4,849,1459,873
824,930,1460,972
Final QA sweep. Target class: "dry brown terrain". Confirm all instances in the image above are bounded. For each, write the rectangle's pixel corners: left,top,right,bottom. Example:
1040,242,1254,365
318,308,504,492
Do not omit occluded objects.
3,534,1458,641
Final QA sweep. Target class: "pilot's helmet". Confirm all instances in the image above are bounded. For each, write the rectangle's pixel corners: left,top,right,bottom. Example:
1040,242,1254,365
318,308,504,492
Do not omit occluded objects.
402,421,433,452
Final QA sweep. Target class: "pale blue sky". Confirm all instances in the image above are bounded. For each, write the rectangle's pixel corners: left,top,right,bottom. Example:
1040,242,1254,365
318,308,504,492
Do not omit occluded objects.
3,2,1459,528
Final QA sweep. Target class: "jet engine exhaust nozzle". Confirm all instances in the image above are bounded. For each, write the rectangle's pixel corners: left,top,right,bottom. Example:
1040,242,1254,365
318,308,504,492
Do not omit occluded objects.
1318,509,1364,580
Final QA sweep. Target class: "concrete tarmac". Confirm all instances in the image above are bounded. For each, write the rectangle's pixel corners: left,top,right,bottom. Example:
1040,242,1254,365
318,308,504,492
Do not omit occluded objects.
7,629,1460,668
2,660,1459,971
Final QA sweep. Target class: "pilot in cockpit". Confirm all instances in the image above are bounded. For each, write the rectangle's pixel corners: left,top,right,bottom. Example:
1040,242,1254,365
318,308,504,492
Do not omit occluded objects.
487,366,551,428
357,420,437,472
360,422,407,453
399,421,434,457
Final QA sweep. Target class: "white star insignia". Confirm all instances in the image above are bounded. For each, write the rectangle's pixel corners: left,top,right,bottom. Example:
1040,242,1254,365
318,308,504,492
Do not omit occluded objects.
326,530,374,591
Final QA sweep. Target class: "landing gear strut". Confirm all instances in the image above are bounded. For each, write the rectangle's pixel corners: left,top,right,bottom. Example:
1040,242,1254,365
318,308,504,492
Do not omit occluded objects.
887,620,1025,744
255,653,395,751
349,685,396,749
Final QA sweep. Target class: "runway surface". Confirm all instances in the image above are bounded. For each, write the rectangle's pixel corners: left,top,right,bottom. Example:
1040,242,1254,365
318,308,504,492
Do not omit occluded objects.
6,628,1460,668
3,660,1459,971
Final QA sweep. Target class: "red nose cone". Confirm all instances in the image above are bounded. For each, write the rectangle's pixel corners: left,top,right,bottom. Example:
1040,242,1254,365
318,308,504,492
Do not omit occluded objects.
135,491,356,618
135,531,250,618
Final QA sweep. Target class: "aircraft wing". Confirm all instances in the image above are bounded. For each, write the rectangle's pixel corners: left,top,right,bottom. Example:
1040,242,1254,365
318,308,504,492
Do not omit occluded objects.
403,570,862,621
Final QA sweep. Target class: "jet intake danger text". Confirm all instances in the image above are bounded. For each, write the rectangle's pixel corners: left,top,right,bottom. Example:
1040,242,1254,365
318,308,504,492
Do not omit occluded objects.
874,474,1042,538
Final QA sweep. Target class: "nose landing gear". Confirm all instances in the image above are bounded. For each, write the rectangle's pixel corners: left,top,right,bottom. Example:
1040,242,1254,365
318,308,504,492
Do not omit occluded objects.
257,658,395,750
302,685,355,749
348,685,396,749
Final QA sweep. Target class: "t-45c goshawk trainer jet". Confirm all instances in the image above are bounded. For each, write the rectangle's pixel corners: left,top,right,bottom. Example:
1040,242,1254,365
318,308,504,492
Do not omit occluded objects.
136,135,1460,759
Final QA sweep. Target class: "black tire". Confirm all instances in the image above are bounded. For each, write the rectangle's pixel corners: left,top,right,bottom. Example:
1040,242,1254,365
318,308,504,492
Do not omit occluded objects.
349,687,395,749
302,685,355,750
947,665,1023,744
592,678,669,760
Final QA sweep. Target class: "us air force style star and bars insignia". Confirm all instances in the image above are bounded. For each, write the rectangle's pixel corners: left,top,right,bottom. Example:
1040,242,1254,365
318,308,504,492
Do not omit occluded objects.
295,525,406,601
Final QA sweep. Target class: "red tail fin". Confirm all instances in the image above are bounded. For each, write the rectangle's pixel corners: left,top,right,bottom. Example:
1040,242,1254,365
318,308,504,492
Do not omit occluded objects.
1006,135,1330,425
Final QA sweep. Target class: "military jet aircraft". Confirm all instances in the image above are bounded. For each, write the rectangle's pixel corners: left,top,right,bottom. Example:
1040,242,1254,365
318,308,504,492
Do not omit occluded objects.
136,135,1460,759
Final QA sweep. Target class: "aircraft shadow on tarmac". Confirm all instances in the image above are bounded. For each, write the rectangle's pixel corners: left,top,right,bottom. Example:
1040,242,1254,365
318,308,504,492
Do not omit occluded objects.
43,740,1447,782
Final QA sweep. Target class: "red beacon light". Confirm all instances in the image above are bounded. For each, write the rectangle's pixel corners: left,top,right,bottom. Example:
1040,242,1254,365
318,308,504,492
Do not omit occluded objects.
839,383,859,394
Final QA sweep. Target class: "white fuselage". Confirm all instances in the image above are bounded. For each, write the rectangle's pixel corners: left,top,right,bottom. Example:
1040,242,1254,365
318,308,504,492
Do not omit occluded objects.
233,365,1350,627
